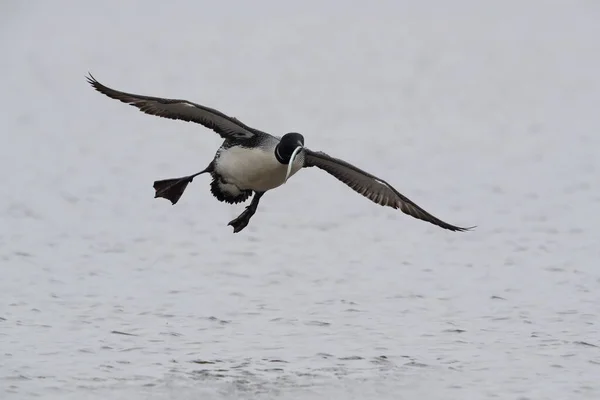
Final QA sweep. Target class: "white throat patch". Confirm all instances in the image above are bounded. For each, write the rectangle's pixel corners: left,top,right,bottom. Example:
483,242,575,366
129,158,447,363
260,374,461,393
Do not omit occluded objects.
284,146,303,183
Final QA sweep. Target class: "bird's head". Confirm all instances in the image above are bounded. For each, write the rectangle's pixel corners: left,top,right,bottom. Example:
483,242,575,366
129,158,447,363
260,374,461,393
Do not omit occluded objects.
275,132,304,164
275,132,305,183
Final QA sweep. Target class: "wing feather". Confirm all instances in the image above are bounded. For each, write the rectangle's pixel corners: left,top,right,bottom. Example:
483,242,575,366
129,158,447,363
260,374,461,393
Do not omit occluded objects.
86,73,259,140
304,149,473,232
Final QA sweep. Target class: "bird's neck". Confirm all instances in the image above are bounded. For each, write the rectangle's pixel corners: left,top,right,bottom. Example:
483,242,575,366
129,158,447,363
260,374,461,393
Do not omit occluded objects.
274,144,289,164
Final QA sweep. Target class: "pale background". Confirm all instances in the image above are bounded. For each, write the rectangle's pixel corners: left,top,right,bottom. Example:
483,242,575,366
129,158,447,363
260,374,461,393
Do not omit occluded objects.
1,1,600,399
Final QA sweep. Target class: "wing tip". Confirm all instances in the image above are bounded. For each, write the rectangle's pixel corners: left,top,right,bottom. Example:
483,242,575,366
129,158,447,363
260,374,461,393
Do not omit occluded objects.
85,71,96,84
450,224,476,232
85,72,125,101
85,72,104,93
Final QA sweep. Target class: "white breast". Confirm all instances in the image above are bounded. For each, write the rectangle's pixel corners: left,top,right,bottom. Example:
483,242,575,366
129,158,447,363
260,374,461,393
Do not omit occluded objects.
215,146,303,191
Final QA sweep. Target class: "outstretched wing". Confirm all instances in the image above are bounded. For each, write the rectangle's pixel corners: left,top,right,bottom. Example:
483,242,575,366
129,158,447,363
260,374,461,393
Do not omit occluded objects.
86,73,259,140
304,149,473,232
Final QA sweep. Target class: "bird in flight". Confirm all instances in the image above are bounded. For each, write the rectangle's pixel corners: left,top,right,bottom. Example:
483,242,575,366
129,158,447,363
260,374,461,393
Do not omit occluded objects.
86,74,473,233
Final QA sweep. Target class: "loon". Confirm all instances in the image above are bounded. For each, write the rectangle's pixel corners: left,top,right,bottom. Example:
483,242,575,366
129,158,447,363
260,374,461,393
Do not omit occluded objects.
86,74,473,233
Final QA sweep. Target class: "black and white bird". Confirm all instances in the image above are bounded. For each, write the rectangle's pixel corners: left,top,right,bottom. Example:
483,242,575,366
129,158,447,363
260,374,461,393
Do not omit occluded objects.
87,74,473,233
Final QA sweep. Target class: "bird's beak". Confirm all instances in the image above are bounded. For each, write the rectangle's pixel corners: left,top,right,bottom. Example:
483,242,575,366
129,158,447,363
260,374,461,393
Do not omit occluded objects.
284,145,303,183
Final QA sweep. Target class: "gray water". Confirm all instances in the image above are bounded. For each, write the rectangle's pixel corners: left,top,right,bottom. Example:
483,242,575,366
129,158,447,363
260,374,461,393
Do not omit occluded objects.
2,1,600,399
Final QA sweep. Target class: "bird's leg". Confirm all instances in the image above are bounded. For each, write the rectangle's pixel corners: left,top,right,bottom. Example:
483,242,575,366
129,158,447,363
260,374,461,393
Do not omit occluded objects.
228,191,265,233
153,163,213,205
